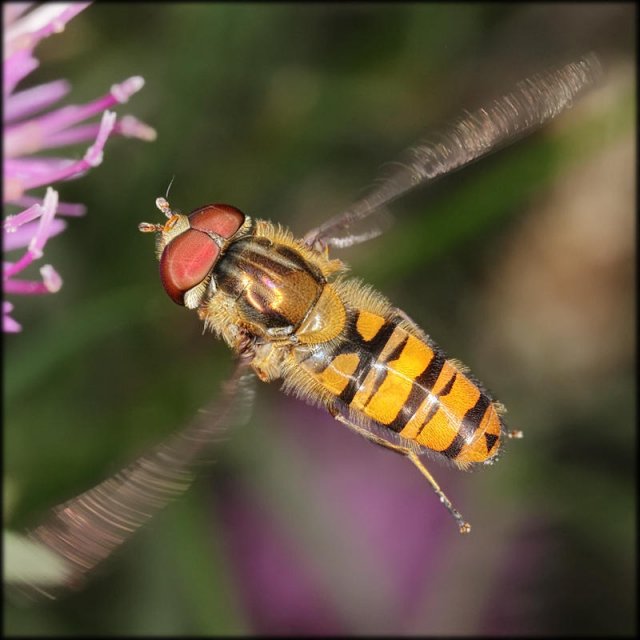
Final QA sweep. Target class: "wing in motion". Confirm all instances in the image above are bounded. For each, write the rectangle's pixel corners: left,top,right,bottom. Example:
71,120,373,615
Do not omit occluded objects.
17,358,255,599
304,54,602,250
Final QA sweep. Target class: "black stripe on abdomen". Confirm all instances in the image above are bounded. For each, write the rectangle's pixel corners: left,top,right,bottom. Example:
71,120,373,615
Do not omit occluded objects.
337,314,397,405
440,392,491,459
385,348,446,433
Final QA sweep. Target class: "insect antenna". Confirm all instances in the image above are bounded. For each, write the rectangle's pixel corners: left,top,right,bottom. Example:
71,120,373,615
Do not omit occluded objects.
138,192,179,233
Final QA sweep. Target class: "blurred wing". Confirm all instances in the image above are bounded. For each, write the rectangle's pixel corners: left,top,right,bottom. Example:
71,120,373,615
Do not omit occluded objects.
304,54,602,249
18,359,255,600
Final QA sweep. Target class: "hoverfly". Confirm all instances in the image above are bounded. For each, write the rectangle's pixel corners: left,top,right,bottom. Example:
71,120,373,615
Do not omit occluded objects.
25,55,600,596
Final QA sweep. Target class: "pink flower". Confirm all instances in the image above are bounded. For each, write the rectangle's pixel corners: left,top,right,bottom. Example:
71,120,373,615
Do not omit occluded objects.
3,2,156,332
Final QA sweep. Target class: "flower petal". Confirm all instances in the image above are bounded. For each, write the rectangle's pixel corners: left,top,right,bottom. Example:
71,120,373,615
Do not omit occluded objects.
40,264,62,292
19,111,116,189
117,115,157,141
13,195,86,217
5,79,71,123
3,49,39,97
3,3,36,27
3,311,22,332
5,77,148,157
28,187,58,257
3,202,41,231
3,218,66,252
4,3,91,57
39,115,158,148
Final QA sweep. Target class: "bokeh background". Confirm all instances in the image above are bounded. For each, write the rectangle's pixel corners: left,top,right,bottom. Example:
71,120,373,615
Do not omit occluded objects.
4,3,635,635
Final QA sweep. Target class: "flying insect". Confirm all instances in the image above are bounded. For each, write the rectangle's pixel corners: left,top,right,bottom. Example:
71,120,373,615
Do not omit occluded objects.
27,55,601,595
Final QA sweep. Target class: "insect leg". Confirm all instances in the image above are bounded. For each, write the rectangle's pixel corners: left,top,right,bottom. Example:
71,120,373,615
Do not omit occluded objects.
334,413,412,454
333,413,471,534
405,451,471,534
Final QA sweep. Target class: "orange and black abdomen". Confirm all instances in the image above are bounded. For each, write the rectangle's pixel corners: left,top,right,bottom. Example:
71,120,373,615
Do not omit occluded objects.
297,308,505,468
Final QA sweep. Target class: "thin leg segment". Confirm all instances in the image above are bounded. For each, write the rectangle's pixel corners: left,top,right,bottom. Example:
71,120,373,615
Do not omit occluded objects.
334,413,471,534
406,451,471,534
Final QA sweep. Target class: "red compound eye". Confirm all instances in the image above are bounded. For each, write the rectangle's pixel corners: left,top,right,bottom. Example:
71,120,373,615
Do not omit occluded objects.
160,230,220,305
159,204,246,306
189,204,245,239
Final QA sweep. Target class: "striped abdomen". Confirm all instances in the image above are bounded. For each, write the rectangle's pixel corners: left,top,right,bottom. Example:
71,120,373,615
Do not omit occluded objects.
297,309,504,468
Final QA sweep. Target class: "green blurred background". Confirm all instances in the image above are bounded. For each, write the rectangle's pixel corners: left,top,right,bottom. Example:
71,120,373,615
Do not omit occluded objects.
5,3,635,635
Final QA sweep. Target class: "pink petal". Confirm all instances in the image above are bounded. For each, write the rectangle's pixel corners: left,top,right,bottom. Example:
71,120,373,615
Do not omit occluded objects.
116,115,157,141
3,218,66,252
13,195,86,217
41,264,62,292
3,202,41,231
5,79,71,123
4,278,52,295
40,114,157,148
5,77,146,157
34,122,103,148
3,3,36,27
3,49,39,97
4,3,91,57
28,187,58,257
21,76,144,135
4,158,77,199
20,111,116,190
3,312,22,332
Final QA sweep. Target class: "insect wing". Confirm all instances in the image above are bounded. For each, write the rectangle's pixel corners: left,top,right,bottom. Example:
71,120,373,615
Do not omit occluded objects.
18,361,255,599
305,54,602,249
